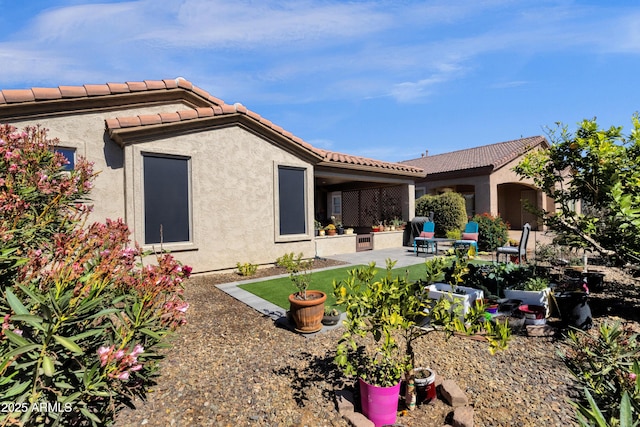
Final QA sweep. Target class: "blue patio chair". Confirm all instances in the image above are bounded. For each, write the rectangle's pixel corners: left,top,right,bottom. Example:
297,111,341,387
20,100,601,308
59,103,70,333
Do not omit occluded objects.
413,221,435,255
453,221,479,253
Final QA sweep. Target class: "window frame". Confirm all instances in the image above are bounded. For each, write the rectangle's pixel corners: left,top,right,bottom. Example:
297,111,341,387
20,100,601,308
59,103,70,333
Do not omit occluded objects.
139,150,194,250
274,162,311,242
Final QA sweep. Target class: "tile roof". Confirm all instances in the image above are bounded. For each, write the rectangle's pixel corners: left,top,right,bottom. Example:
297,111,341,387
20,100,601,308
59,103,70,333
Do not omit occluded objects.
0,77,423,176
400,136,548,175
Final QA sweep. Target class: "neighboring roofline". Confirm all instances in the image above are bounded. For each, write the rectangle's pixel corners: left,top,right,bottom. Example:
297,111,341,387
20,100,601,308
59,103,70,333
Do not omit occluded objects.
0,77,423,178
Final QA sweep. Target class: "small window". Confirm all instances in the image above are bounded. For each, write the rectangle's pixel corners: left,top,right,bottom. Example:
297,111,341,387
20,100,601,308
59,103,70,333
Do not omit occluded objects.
143,153,191,244
54,147,75,171
278,166,306,235
331,193,342,216
415,187,426,199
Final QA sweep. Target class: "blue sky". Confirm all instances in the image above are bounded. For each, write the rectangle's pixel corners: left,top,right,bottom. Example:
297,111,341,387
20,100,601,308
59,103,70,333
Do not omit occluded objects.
0,1,639,162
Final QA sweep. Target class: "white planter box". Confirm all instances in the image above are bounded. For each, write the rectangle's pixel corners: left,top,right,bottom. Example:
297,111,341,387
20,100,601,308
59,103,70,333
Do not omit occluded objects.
427,283,484,317
503,287,551,316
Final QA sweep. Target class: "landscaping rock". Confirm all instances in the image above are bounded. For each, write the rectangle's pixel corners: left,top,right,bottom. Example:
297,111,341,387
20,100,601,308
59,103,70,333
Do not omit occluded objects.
336,389,355,415
342,411,374,427
440,379,469,407
452,406,474,427
526,324,556,337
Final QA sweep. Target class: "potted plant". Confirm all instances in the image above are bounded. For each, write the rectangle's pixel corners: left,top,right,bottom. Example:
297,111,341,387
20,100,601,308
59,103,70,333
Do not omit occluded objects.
334,258,511,424
504,276,552,316
325,223,337,236
314,219,322,236
345,227,354,235
322,307,341,326
285,253,326,333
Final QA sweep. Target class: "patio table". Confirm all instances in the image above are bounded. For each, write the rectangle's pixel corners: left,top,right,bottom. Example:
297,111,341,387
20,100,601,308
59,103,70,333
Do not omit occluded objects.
413,237,455,256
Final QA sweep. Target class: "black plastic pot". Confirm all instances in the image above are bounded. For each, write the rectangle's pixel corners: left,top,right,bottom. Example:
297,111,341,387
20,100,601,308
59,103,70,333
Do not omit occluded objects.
554,291,592,330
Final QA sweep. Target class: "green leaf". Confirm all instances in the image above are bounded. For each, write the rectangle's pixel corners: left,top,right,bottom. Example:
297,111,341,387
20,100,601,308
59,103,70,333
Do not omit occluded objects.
140,327,163,340
4,329,30,347
5,288,29,315
80,406,102,423
42,355,55,377
52,335,84,355
11,314,45,332
3,380,31,398
61,391,82,404
0,344,41,372
17,284,46,305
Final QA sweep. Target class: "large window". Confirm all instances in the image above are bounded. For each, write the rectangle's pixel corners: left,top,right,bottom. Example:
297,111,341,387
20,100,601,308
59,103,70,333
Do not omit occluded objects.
143,153,190,244
278,166,306,235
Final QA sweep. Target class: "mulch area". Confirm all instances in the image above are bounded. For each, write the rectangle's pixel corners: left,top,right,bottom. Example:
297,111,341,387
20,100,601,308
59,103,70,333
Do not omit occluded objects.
113,258,640,427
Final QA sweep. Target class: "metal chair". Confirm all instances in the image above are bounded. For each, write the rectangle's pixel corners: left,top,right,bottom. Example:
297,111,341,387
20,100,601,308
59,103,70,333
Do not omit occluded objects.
413,221,435,255
496,223,531,263
453,221,479,252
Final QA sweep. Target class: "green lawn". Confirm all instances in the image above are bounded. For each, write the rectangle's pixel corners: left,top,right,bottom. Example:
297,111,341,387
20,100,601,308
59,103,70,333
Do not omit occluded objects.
238,262,439,311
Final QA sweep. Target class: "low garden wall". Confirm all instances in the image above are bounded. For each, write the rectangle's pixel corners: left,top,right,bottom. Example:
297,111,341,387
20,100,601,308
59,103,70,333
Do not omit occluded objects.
372,230,404,250
315,234,357,257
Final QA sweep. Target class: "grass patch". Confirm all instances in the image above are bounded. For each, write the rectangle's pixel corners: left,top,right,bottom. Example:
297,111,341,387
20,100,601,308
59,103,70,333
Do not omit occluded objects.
238,261,447,310
238,257,494,311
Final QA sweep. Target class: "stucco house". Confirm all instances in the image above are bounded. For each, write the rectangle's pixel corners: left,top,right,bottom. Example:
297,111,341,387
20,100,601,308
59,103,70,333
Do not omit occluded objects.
0,77,422,274
401,136,554,231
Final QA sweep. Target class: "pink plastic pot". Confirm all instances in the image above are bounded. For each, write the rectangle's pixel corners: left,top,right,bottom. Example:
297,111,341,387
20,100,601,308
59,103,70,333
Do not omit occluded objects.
359,378,401,427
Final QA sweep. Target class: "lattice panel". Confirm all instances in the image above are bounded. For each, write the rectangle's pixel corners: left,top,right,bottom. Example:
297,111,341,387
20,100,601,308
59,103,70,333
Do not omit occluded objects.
359,188,379,226
380,186,403,222
342,190,360,227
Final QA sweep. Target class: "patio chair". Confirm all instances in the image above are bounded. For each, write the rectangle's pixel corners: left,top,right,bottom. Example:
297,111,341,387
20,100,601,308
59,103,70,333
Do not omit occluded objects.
413,221,435,255
496,223,531,263
453,221,479,253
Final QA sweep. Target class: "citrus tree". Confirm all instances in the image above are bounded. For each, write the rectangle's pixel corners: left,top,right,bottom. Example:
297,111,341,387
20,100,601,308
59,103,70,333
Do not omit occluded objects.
514,115,640,265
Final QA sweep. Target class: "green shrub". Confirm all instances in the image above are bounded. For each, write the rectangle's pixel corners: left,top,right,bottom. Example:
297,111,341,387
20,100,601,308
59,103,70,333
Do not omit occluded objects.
416,192,467,237
0,124,191,426
471,213,509,252
561,321,640,424
236,262,258,276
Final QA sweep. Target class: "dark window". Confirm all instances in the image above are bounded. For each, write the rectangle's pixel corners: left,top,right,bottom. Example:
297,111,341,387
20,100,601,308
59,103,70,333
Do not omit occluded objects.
55,148,75,171
143,154,190,244
278,166,306,235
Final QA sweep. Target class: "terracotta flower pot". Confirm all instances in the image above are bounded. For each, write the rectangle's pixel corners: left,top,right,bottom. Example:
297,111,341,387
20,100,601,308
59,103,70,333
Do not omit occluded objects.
288,291,327,333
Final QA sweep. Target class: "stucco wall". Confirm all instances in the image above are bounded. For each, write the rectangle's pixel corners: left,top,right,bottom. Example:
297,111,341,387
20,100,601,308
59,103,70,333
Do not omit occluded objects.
11,107,317,273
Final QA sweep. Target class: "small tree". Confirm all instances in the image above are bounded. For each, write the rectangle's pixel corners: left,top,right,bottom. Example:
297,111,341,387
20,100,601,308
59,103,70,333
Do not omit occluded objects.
0,124,191,426
514,115,640,265
472,213,509,252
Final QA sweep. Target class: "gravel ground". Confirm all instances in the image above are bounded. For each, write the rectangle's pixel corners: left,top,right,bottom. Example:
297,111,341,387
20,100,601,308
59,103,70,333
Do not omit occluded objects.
113,258,639,427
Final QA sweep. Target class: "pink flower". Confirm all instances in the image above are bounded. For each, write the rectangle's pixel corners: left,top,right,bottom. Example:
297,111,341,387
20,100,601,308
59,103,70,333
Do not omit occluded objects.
116,371,130,380
176,302,189,313
131,344,144,357
630,373,637,381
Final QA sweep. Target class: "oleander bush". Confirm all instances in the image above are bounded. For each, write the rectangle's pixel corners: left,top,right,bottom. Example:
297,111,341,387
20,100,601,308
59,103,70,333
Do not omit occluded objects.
471,213,509,252
0,124,191,426
561,321,640,425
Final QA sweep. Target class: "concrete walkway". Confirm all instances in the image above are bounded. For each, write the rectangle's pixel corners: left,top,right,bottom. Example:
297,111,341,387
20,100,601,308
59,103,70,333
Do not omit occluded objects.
216,246,437,335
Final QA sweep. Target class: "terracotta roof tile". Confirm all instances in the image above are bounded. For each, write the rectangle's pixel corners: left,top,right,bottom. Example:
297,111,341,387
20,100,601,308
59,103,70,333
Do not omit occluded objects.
195,107,215,117
158,112,180,123
107,83,130,94
2,89,35,103
104,118,120,129
59,86,88,98
143,80,166,90
400,136,547,175
0,77,422,176
32,87,62,100
84,84,111,96
116,116,141,128
126,81,147,92
138,114,162,126
175,79,192,90
177,109,198,120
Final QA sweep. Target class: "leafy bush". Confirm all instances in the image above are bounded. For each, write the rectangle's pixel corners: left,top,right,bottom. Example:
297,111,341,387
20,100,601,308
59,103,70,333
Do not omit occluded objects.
416,192,467,237
471,213,509,252
561,321,640,424
236,262,258,276
0,124,191,426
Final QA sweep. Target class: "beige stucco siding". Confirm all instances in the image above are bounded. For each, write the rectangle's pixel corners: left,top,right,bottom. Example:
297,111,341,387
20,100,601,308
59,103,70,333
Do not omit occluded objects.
11,106,316,273
10,103,189,225
125,125,316,273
